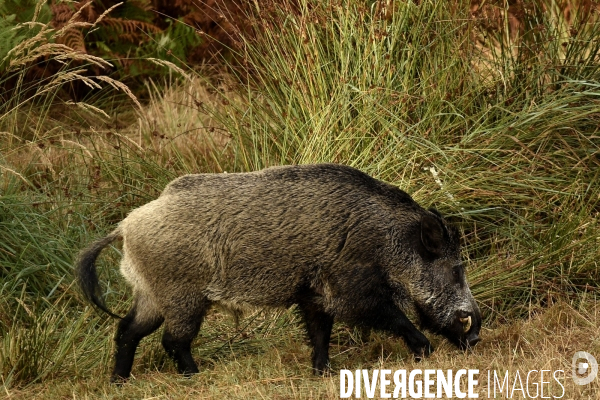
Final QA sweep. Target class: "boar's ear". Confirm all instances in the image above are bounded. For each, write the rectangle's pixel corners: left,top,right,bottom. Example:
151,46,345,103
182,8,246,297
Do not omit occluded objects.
420,213,444,256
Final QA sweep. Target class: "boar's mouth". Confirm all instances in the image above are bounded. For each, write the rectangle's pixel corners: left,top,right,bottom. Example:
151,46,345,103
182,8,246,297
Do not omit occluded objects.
435,321,481,350
442,325,481,350
416,307,481,351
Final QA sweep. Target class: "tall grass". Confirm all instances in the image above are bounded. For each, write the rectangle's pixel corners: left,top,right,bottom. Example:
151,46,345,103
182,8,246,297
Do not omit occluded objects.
0,0,599,393
213,0,600,317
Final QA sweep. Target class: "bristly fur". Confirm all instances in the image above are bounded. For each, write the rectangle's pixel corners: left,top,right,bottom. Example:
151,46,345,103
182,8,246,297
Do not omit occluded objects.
76,163,481,382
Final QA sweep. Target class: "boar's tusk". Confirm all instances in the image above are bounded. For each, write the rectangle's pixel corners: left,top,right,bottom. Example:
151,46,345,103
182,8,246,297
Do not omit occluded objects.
459,316,472,333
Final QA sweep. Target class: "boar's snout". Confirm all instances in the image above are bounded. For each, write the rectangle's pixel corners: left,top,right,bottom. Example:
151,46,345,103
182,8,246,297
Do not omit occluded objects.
464,331,481,348
454,310,481,350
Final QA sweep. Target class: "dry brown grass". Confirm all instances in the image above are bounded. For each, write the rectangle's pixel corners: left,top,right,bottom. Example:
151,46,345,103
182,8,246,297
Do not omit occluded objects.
2,300,598,399
137,76,233,171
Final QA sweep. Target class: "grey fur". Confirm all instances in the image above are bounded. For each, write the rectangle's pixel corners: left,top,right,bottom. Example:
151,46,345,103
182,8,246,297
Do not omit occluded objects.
76,163,481,381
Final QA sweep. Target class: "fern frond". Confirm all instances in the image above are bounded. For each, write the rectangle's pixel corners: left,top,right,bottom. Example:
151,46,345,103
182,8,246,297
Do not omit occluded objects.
50,3,76,26
56,28,86,53
101,17,161,36
128,0,153,12
117,33,138,43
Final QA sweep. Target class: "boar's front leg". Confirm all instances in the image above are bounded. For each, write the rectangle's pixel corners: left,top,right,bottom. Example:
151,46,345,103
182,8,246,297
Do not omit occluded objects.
298,301,334,375
359,303,433,359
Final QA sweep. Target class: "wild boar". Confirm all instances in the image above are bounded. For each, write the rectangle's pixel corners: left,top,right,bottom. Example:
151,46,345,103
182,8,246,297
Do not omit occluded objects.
76,163,481,382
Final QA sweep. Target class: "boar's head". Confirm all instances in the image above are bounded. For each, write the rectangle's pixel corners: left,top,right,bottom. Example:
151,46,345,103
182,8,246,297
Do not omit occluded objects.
389,209,481,350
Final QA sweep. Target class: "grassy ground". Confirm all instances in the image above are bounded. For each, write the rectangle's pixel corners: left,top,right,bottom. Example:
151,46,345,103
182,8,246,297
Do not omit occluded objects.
3,301,599,398
1,0,600,398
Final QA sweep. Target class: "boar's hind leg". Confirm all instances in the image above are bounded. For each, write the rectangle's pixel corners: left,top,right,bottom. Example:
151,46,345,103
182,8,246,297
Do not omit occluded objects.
111,295,164,383
299,302,334,375
161,297,210,376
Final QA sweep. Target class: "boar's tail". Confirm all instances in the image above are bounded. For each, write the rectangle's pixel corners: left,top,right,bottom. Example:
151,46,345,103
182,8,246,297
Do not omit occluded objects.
76,228,122,319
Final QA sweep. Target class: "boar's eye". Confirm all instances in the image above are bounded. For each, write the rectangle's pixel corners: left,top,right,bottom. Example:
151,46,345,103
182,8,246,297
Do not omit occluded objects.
452,265,463,283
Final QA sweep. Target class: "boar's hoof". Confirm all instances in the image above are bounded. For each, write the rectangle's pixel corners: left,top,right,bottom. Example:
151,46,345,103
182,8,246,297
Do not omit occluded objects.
109,375,128,386
409,338,433,361
314,367,331,377
182,369,199,378
313,361,331,376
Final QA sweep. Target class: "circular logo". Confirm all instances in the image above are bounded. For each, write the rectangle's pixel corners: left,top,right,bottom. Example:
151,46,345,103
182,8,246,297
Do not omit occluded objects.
572,351,598,385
